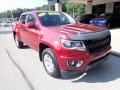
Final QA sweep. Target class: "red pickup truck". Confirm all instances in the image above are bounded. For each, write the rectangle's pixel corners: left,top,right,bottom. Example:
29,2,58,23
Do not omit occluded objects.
12,11,111,77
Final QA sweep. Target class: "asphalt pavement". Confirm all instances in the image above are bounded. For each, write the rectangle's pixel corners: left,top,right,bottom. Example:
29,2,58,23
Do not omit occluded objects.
0,27,120,90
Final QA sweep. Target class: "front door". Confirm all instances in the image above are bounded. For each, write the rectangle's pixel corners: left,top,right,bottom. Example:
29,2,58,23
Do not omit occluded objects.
25,14,40,51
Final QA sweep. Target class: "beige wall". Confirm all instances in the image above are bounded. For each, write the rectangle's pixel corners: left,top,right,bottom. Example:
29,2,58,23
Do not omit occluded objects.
93,0,120,5
69,0,87,4
55,3,62,12
69,0,120,5
86,1,92,14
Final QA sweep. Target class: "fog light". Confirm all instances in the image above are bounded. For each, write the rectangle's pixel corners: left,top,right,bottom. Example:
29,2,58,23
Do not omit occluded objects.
67,61,83,68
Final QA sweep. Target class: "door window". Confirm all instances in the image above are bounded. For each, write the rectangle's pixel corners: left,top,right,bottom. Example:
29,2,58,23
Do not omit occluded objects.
26,14,38,30
27,14,36,23
20,14,27,24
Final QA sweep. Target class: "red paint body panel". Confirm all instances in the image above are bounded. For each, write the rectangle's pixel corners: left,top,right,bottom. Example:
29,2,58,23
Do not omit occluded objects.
12,11,111,72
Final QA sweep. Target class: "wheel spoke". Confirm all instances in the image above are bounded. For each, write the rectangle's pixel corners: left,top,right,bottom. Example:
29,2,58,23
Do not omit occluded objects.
15,36,19,47
44,54,55,73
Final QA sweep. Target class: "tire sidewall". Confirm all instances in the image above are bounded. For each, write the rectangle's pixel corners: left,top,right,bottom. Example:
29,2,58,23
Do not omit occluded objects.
14,35,23,48
42,48,60,77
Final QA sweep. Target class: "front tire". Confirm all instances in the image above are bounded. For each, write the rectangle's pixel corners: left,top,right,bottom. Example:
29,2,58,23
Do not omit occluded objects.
42,48,61,78
14,35,24,48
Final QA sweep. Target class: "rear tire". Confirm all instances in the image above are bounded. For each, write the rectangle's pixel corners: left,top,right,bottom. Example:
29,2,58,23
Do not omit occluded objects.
42,48,61,78
14,35,24,48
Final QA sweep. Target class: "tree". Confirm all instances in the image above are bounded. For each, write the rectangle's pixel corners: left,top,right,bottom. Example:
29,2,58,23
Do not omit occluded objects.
0,1,86,19
65,3,86,17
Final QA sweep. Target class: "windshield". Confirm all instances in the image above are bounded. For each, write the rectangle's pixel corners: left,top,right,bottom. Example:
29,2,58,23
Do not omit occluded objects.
99,13,111,18
38,12,76,26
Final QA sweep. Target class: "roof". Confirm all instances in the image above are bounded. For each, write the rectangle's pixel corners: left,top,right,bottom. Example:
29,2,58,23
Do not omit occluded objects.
69,0,120,5
21,11,61,15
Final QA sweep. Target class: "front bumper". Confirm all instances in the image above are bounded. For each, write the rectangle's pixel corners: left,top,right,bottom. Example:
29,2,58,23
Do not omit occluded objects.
60,53,110,77
57,47,111,72
85,52,110,71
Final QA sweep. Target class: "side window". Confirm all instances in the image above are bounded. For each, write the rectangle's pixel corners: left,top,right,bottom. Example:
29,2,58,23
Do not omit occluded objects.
27,14,36,23
20,15,27,24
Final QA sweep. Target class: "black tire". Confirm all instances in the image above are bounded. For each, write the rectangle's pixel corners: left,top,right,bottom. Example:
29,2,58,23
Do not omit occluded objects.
14,35,24,48
42,48,61,78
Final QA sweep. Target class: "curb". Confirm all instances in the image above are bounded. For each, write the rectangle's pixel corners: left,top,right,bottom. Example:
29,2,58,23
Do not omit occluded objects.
112,51,120,57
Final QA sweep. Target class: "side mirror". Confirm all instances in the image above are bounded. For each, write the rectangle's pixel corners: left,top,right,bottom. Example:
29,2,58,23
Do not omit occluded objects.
27,22,36,29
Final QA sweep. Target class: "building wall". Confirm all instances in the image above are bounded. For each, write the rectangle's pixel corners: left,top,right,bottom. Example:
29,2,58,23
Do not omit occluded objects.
69,0,87,4
69,0,120,14
70,0,120,5
93,0,120,5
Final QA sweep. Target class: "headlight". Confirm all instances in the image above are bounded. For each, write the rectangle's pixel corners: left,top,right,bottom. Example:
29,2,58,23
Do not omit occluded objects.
99,20,106,23
61,39,86,50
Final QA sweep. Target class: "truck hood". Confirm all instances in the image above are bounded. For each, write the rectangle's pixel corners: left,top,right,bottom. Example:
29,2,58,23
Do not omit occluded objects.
46,23,105,35
46,24,109,40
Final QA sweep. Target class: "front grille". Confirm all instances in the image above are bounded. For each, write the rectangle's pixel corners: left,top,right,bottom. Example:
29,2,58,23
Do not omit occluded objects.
84,35,111,54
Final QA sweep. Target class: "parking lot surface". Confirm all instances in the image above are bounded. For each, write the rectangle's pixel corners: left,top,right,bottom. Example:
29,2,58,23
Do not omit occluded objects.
0,27,120,90
110,28,120,52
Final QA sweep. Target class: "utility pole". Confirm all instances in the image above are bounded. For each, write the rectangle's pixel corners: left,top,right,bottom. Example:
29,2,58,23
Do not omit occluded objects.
3,11,8,22
5,11,7,19
48,5,51,11
10,10,14,21
9,0,14,22
72,4,75,17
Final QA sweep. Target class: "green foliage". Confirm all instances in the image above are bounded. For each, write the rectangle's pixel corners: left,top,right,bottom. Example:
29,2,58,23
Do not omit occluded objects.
62,3,67,12
0,1,86,19
0,8,33,19
65,3,86,17
39,5,55,11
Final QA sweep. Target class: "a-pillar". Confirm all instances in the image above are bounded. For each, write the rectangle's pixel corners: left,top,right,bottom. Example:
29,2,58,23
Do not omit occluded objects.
86,0,93,14
55,3,62,12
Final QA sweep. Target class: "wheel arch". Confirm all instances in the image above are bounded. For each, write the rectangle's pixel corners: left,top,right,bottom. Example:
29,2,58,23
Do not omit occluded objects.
39,43,53,61
13,31,16,40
